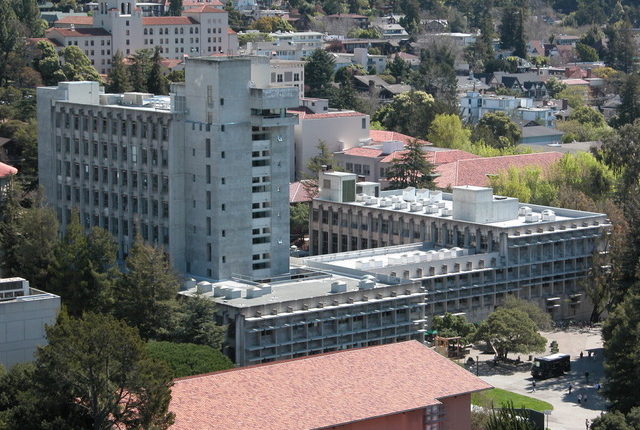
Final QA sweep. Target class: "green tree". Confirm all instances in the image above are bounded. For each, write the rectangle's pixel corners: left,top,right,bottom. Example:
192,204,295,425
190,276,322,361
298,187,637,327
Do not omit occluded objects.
428,113,472,149
386,55,411,83
146,341,234,378
290,202,310,237
489,166,557,205
328,80,361,111
590,411,634,430
600,119,640,192
334,64,365,84
411,45,457,109
615,73,640,127
0,180,23,277
34,312,175,429
250,16,294,32
49,211,118,316
61,45,102,82
0,2,21,86
570,105,607,127
385,139,436,189
166,69,184,82
115,235,180,340
173,294,225,349
147,46,169,95
33,40,66,85
545,77,567,98
557,86,588,108
431,312,476,343
474,112,521,149
106,51,131,93
500,5,526,57
603,294,640,413
304,49,335,98
501,296,552,331
576,42,600,62
373,90,436,138
167,0,182,15
605,20,637,74
128,49,153,92
474,308,546,360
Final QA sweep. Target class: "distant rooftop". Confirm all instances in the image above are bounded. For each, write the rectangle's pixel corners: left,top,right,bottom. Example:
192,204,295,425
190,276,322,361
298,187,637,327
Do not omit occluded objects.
169,341,492,430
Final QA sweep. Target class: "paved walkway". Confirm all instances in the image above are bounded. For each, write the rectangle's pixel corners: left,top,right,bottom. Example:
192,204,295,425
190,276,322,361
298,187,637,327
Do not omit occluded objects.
467,327,606,430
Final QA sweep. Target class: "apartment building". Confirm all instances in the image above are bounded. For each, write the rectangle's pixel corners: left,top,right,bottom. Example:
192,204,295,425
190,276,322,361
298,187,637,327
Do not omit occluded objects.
308,171,609,321
0,278,60,368
37,56,299,281
45,0,238,73
459,92,555,127
248,31,324,60
180,269,427,365
169,341,491,430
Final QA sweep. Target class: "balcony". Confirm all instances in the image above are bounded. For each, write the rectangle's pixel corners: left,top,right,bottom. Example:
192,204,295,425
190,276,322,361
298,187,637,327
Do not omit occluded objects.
250,87,299,110
251,109,298,127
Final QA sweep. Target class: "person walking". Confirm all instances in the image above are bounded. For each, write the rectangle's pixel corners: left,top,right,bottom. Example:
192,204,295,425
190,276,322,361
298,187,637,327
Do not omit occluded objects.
568,383,573,394
584,393,588,404
586,418,590,429
532,380,536,392
578,393,583,404
585,371,590,384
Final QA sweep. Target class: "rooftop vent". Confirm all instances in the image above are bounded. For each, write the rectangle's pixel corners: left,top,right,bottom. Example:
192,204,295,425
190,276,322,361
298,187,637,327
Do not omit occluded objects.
525,213,540,223
223,288,242,299
196,281,213,294
330,281,347,293
519,206,532,216
541,209,556,221
246,287,264,299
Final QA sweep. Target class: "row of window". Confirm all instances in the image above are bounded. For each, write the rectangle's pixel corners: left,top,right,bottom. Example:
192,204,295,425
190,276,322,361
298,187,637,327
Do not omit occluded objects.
56,139,169,170
58,186,169,219
57,114,169,141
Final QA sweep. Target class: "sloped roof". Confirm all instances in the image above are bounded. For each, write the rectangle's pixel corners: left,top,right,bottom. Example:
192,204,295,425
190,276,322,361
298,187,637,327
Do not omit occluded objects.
288,109,365,120
342,147,385,158
169,341,491,430
47,27,111,37
54,15,93,25
0,162,18,178
369,129,430,146
289,181,314,203
183,4,225,13
435,152,563,188
379,148,478,165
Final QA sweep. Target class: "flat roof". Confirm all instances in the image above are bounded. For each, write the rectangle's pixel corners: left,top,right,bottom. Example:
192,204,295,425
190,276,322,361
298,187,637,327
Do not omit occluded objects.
169,341,492,430
180,273,394,307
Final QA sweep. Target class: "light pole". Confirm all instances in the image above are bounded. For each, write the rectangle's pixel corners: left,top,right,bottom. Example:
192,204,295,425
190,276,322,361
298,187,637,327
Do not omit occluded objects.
476,355,479,376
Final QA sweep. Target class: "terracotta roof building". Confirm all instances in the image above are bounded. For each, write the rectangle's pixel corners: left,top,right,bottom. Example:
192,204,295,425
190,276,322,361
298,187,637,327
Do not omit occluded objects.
435,152,564,188
170,341,492,430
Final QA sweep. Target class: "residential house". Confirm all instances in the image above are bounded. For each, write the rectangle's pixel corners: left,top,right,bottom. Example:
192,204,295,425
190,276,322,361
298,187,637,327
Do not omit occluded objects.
459,92,555,127
519,125,565,145
331,47,387,74
353,75,411,101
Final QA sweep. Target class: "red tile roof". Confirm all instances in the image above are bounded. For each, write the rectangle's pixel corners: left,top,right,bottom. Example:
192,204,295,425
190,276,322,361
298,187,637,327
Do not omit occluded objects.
435,152,563,188
342,147,385,158
379,148,478,165
562,78,589,86
289,181,314,203
289,109,366,120
182,0,223,6
183,4,226,13
227,27,236,34
169,341,491,430
370,129,431,146
54,16,93,25
142,16,198,25
47,27,111,37
0,162,18,178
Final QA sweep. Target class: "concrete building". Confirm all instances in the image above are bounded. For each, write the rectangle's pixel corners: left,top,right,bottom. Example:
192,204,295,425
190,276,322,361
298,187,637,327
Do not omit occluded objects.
269,59,304,100
248,31,324,60
309,172,609,322
460,92,555,127
290,101,369,180
0,278,61,369
169,341,491,430
37,56,299,281
181,269,427,365
44,0,238,74
331,47,388,74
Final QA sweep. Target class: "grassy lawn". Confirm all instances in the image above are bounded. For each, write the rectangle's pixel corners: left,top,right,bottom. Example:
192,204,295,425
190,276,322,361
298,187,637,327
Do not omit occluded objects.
472,388,554,412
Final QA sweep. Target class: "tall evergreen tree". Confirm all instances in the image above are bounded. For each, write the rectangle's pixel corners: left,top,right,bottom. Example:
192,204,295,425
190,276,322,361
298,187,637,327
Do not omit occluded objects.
33,40,66,85
168,0,182,15
513,7,527,58
128,49,153,92
115,235,179,340
411,45,457,109
304,49,335,98
106,50,131,93
386,140,436,189
605,20,637,74
0,1,20,86
616,73,640,127
146,46,169,95
61,46,102,82
0,179,22,277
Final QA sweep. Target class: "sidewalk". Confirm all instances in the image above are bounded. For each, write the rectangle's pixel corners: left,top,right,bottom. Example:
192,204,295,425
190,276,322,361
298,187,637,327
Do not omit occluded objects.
470,327,606,430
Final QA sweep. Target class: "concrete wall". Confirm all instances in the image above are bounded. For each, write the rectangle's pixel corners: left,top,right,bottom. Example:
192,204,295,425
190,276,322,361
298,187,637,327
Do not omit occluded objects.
0,293,60,369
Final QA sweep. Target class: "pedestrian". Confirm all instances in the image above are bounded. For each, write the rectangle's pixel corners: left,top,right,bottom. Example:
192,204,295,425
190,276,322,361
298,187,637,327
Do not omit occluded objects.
585,371,590,384
580,351,584,359
584,393,588,404
532,380,536,392
586,418,590,429
597,383,601,391
569,383,573,394
578,393,582,404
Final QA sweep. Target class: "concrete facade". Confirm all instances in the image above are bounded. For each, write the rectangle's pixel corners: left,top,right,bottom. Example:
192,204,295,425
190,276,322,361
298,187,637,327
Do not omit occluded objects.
269,59,304,100
308,172,609,322
37,56,298,281
0,278,60,369
460,92,555,127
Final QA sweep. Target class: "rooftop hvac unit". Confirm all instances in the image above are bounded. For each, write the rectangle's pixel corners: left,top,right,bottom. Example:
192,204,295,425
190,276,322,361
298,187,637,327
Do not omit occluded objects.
356,193,365,202
379,198,391,207
416,189,430,200
224,288,242,299
259,283,272,294
410,202,423,212
366,197,379,206
213,286,228,297
391,195,400,203
425,204,439,214
441,208,452,216
331,281,347,293
541,209,556,221
196,281,213,294
183,278,197,290
519,206,533,216
394,201,407,210
430,190,443,201
402,187,416,202
525,213,540,223
358,279,375,290
246,287,264,299
437,201,446,208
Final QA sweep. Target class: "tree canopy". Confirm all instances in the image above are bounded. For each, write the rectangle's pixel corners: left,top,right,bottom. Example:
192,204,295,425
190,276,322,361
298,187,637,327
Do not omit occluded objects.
373,90,436,138
474,308,546,359
474,112,521,149
385,139,436,190
146,341,234,378
304,49,335,98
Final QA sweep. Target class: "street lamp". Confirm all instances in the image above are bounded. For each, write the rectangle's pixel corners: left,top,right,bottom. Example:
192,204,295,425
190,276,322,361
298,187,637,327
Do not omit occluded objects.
476,355,479,376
